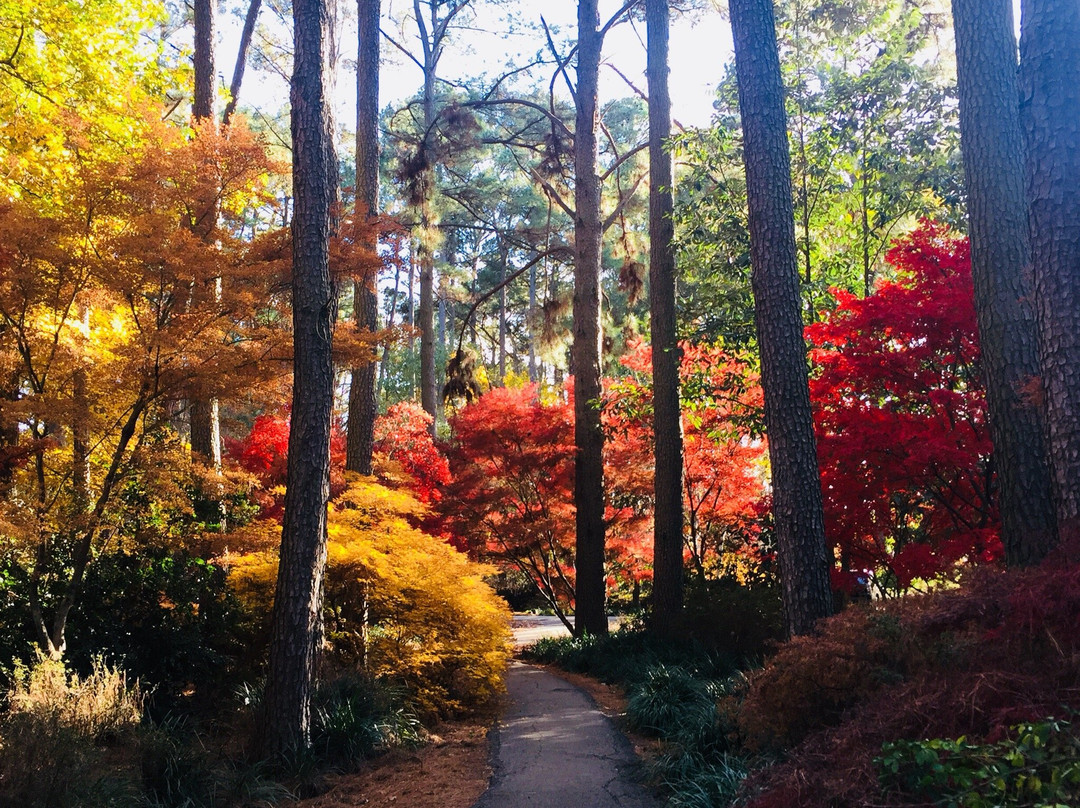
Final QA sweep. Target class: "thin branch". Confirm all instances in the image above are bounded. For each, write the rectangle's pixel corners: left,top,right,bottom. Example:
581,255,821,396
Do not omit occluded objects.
380,28,426,72
599,0,642,41
223,0,262,125
455,249,566,356
541,15,577,106
602,171,647,233
600,141,648,182
460,98,573,140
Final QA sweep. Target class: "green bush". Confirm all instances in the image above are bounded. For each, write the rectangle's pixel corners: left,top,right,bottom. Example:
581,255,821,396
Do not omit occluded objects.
311,673,422,768
877,718,1080,807
682,576,785,663
67,548,255,709
626,664,719,742
658,752,748,808
139,715,292,808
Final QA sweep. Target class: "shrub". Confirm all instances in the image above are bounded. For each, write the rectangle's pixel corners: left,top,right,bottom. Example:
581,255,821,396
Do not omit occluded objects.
139,714,294,808
626,664,720,742
227,477,511,719
658,752,748,808
66,548,253,709
682,576,785,663
738,562,1080,807
735,605,912,751
311,673,423,768
8,656,142,743
877,718,1080,807
0,657,143,808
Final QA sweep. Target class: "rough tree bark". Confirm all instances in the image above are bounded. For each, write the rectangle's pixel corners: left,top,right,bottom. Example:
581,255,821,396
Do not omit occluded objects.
952,0,1056,565
572,0,608,638
418,41,438,433
729,0,832,636
261,0,338,754
193,0,216,122
1019,0,1080,550
190,0,222,467
646,0,685,636
346,0,380,475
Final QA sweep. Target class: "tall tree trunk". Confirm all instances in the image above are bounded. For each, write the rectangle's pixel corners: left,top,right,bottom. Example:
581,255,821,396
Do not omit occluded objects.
377,240,403,397
953,0,1056,565
418,12,438,435
72,305,91,516
528,256,538,382
498,237,508,382
223,0,262,126
0,367,19,497
346,0,380,475
572,0,608,638
646,0,684,636
418,210,436,428
1020,0,1080,550
191,0,222,467
262,0,338,754
193,0,216,122
729,0,832,637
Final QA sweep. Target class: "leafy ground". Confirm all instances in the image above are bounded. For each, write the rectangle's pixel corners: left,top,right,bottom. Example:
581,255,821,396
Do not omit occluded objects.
297,721,491,808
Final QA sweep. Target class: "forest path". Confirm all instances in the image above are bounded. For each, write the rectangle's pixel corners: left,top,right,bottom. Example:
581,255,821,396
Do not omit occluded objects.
471,619,658,808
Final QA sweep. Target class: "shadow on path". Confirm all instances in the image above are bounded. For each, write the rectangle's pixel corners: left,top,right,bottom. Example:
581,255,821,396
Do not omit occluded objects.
472,662,659,808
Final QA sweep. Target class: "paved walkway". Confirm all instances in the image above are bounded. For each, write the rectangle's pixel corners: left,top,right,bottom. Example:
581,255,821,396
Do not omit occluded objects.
472,661,659,808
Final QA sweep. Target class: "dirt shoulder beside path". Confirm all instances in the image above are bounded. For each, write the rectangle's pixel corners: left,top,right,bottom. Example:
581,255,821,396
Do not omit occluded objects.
297,721,491,808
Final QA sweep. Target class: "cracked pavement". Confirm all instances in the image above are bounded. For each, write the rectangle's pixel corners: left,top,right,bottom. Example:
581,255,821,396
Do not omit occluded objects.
471,661,659,808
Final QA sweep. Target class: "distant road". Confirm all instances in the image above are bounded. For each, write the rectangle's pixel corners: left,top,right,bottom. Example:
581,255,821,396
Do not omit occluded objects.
510,614,622,648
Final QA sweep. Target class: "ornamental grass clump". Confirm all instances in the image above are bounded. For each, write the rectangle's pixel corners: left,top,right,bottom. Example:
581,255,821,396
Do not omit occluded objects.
0,656,144,807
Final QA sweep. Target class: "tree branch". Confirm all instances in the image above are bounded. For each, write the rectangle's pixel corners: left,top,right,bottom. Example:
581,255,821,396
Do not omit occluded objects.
223,0,262,125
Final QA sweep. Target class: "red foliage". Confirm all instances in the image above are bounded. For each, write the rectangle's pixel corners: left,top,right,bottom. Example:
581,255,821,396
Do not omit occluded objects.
604,340,767,583
439,384,577,608
224,412,346,520
738,561,1080,808
373,402,451,502
807,221,999,591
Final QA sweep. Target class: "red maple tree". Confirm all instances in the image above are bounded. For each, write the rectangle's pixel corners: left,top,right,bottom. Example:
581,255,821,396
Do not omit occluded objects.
604,340,767,584
225,412,347,520
439,384,578,627
373,402,451,503
807,221,999,592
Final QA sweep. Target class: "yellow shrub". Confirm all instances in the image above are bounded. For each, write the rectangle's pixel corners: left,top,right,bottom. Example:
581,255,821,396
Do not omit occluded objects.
226,477,511,719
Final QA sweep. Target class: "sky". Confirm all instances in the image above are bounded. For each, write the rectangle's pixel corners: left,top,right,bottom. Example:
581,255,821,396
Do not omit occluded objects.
226,0,734,132
374,0,733,128
225,0,1025,136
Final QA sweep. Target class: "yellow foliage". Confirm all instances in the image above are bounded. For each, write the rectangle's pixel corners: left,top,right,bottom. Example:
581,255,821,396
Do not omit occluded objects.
501,368,531,390
225,478,511,719
0,0,175,202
